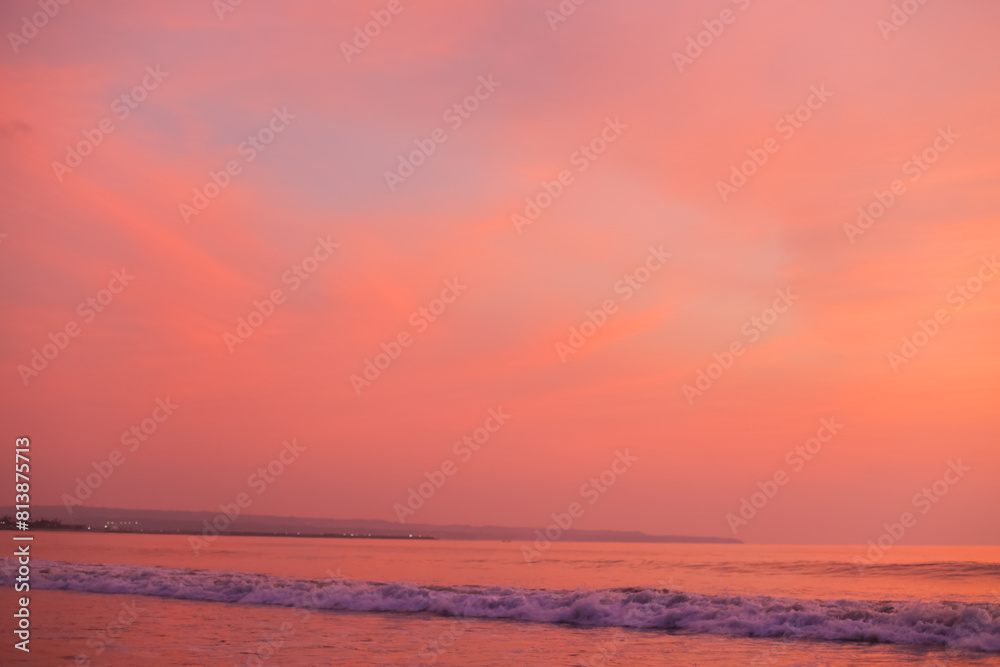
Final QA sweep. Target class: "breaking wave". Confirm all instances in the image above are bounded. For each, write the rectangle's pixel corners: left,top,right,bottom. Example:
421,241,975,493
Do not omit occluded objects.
4,559,999,651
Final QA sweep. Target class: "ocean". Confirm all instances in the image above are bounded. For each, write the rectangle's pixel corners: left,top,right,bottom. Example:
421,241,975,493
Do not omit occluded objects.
2,534,999,665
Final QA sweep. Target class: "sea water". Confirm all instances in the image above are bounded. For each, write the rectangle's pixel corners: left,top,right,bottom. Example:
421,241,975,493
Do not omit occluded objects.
1,534,998,665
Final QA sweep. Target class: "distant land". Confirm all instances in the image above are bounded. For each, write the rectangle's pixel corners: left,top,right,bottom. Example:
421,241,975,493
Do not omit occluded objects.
8,506,742,544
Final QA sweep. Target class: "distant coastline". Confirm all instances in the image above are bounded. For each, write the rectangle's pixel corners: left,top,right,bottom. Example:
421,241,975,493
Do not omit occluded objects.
0,524,434,541
5,506,742,544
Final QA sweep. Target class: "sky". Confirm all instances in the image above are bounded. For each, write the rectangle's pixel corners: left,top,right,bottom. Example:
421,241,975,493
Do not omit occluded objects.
1,0,998,544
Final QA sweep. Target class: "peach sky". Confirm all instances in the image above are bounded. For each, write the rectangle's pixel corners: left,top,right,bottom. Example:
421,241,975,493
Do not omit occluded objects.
1,0,998,544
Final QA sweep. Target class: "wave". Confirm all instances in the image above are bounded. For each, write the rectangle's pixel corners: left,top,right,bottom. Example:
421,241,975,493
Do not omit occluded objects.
4,559,999,651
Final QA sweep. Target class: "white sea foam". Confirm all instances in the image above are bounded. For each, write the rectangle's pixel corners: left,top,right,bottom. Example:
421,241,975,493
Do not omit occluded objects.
4,559,999,651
